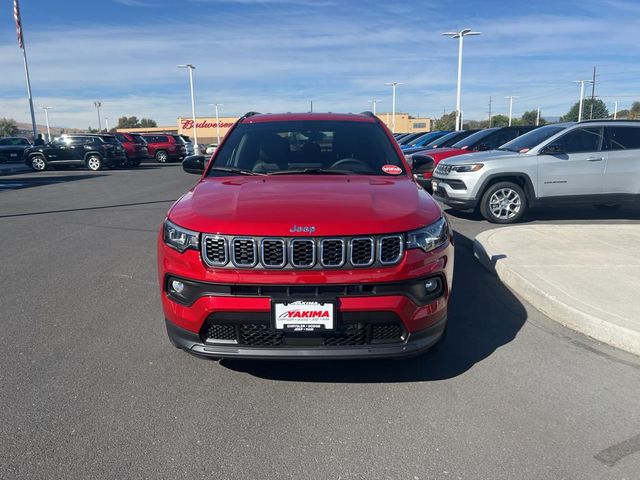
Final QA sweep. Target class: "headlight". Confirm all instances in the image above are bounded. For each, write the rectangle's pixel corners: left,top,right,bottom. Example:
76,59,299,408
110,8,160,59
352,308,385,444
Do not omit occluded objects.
406,217,449,253
163,219,199,253
449,163,483,173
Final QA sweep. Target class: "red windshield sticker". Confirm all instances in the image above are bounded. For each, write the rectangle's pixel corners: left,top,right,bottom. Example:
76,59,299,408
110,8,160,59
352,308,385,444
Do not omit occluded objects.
382,165,402,175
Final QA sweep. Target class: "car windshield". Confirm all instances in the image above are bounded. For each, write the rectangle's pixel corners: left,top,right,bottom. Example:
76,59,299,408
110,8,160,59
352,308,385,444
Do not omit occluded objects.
172,135,186,143
100,136,120,144
451,128,497,149
131,135,147,145
498,125,567,153
209,120,404,176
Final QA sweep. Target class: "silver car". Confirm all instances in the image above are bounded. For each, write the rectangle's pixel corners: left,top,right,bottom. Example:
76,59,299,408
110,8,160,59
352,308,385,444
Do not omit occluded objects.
431,120,640,223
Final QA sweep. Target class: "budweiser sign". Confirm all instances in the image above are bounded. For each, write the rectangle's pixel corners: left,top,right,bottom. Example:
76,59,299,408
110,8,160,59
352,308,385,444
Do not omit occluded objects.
180,119,234,129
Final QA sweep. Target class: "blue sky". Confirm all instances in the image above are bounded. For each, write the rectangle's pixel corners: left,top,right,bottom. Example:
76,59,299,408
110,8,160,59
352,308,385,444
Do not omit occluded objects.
2,0,640,128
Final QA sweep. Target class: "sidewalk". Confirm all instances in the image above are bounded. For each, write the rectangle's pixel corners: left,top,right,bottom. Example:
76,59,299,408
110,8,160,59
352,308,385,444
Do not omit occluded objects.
474,224,640,356
0,162,30,176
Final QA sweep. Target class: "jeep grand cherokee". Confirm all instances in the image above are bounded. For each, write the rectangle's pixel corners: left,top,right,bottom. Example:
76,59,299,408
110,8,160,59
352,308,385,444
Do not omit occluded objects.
157,112,454,359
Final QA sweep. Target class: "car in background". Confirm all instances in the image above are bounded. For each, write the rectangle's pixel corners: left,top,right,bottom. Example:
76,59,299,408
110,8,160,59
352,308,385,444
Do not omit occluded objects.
180,135,194,155
23,134,126,171
205,143,218,155
407,130,480,154
141,134,187,163
400,130,449,150
114,132,149,167
396,132,426,145
430,120,640,223
0,137,31,163
408,125,538,188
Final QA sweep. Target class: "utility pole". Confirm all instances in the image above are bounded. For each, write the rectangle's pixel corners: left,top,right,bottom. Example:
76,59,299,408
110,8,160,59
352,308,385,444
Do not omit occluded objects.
505,96,518,126
94,101,102,131
575,80,593,122
104,117,109,132
310,100,313,113
488,96,492,127
588,66,597,119
40,106,52,141
368,99,380,115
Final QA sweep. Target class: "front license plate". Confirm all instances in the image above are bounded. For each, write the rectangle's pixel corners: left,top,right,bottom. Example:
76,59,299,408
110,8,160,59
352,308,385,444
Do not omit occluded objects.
273,300,334,332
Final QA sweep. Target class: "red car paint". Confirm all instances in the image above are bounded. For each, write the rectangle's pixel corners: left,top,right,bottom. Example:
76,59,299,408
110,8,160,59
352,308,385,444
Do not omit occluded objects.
157,112,454,359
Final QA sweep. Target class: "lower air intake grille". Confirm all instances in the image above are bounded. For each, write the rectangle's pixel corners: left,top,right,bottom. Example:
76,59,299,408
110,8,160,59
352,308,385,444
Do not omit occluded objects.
239,324,284,346
371,323,402,340
205,324,236,341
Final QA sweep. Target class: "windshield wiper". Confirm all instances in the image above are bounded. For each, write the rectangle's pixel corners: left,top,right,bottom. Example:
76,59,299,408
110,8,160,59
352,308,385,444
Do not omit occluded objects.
209,166,264,176
268,168,351,176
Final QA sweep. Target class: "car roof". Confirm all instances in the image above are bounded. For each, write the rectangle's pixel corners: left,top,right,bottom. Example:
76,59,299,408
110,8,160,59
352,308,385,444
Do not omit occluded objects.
240,112,377,124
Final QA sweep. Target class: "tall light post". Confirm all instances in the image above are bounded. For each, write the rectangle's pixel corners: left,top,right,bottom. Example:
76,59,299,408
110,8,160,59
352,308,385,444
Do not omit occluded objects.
104,117,110,132
40,106,52,141
505,96,518,126
575,79,593,122
177,64,199,154
93,101,102,131
368,99,380,116
384,82,404,133
442,29,481,131
209,103,223,145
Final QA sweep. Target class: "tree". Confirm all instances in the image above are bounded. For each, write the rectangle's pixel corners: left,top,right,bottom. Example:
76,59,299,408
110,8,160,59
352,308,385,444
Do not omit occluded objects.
139,118,157,128
464,119,489,129
0,118,19,137
490,114,510,128
87,126,98,133
562,99,609,122
520,110,546,126
616,101,640,119
433,111,456,131
117,116,140,129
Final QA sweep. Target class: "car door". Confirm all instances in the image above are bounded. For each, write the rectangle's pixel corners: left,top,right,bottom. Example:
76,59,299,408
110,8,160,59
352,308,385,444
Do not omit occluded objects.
603,125,640,197
537,126,606,197
42,138,71,163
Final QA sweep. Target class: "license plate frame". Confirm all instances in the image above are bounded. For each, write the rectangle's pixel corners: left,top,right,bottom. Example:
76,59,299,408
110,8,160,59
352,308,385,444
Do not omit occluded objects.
272,299,336,333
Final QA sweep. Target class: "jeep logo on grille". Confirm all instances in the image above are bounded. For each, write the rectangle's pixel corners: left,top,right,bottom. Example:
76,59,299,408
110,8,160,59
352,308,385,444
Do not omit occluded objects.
290,225,316,234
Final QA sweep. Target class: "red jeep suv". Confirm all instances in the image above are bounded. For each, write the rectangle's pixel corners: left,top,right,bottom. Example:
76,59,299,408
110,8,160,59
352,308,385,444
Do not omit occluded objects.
141,134,187,163
114,132,149,167
157,112,454,359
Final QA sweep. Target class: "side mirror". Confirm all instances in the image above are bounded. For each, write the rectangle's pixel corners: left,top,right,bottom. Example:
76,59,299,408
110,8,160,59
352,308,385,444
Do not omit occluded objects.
182,154,205,174
475,143,490,151
541,144,564,155
411,155,435,174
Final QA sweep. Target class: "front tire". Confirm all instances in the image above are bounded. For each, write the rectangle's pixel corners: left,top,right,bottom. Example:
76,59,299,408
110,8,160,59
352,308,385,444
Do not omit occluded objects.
86,155,103,171
480,181,527,224
155,150,168,163
30,155,47,171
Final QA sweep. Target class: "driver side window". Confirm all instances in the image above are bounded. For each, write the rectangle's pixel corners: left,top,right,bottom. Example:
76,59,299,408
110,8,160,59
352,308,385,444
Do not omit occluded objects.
550,127,604,154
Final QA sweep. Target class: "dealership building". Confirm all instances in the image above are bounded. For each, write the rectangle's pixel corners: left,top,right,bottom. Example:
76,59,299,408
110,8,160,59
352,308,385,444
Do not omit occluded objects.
118,113,432,145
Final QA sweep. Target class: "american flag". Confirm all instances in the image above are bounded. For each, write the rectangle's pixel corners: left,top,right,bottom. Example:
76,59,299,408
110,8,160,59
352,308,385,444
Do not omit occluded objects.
14,0,24,49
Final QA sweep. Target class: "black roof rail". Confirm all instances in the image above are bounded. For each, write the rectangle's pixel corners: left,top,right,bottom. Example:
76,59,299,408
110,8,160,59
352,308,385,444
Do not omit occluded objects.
359,111,376,118
240,111,261,120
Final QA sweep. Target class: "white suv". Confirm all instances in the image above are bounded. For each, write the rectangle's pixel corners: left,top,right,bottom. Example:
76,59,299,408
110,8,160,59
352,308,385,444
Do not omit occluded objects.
431,120,640,223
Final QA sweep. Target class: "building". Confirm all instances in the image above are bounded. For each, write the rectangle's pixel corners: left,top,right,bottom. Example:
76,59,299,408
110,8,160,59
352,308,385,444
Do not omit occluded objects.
117,112,431,145
376,113,432,134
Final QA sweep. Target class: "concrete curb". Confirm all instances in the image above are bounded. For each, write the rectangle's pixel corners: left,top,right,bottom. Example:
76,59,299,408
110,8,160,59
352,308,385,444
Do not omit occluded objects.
474,227,640,357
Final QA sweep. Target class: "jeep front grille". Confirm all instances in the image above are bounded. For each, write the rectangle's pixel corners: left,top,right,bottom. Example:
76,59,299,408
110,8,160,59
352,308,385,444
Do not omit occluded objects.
201,234,404,270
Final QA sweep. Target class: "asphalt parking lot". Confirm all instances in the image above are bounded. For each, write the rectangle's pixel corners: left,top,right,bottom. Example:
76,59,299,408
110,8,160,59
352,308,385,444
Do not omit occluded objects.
1,164,639,480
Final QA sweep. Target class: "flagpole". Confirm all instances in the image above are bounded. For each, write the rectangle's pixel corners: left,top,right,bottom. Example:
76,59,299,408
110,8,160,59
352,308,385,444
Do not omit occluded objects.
21,45,38,139
14,0,37,139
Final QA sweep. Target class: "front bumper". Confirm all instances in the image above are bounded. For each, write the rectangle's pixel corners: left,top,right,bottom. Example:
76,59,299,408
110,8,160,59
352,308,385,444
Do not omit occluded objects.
431,177,478,210
166,315,447,359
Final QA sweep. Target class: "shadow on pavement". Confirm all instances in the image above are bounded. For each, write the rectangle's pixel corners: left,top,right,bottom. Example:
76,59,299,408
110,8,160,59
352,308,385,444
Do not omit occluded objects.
220,231,528,382
445,204,640,223
0,174,107,191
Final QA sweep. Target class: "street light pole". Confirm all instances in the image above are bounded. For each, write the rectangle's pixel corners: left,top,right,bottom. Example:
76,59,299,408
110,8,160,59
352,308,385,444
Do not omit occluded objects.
384,82,404,133
614,101,618,120
575,79,593,122
536,107,541,126
104,117,110,132
40,106,52,141
210,103,223,145
94,101,102,131
505,96,518,126
442,29,481,131
368,99,380,116
177,64,199,154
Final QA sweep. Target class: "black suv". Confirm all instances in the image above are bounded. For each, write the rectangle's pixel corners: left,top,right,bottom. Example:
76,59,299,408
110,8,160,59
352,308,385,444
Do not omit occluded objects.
0,137,31,163
24,134,127,171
